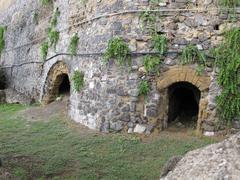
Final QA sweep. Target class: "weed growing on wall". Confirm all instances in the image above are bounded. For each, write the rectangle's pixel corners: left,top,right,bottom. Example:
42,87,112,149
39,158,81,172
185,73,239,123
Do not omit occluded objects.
219,0,240,21
40,41,49,61
139,11,157,34
72,70,84,92
213,28,240,124
48,28,60,50
40,0,53,6
143,55,162,75
50,8,60,27
104,37,131,67
0,26,6,56
68,33,79,56
152,34,168,55
138,80,150,97
180,44,206,65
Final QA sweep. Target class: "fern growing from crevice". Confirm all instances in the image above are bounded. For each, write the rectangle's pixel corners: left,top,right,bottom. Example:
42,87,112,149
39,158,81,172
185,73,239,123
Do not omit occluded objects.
180,44,206,65
143,55,162,75
104,37,131,67
48,28,59,49
138,80,150,97
152,34,168,55
68,33,79,56
213,28,240,125
72,70,84,92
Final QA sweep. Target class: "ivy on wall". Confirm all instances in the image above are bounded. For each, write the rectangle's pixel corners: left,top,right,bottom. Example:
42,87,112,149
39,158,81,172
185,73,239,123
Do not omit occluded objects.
213,27,240,125
72,70,84,92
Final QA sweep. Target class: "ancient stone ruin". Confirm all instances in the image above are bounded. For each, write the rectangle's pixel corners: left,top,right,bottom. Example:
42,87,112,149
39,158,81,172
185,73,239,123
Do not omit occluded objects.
0,0,239,134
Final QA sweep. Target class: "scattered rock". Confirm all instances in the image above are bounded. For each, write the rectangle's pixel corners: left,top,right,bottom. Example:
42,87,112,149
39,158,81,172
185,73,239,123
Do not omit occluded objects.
134,124,146,134
161,133,240,179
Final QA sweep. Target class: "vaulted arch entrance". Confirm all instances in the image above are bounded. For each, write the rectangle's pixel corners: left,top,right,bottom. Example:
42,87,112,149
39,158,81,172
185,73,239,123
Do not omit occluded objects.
157,66,211,133
168,82,201,128
42,61,70,104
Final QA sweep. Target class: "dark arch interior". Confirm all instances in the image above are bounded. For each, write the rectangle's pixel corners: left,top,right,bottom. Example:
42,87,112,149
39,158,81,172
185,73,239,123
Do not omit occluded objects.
58,74,70,95
168,82,201,128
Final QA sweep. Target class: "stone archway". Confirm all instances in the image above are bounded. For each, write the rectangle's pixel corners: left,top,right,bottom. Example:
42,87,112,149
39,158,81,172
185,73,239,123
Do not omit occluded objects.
157,66,211,133
42,61,70,104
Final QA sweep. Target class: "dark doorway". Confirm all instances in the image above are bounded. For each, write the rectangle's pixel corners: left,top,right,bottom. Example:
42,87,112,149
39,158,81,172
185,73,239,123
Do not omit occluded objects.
58,74,70,95
168,82,200,128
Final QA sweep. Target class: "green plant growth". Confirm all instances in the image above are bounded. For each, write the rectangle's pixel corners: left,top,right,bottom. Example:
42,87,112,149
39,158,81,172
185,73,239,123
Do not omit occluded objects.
138,80,150,97
180,44,206,65
68,33,79,56
152,34,168,55
48,28,60,49
72,70,84,92
0,26,6,56
143,55,162,74
40,41,49,61
40,0,53,6
33,12,39,25
50,8,60,27
219,0,240,21
213,28,240,124
219,0,240,8
104,37,131,66
139,10,157,34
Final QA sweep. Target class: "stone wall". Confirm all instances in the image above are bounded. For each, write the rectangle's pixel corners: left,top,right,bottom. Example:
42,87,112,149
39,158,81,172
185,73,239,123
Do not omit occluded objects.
0,0,239,134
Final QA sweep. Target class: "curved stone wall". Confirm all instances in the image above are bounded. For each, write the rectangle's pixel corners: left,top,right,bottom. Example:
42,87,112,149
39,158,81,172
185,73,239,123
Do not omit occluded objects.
0,0,239,134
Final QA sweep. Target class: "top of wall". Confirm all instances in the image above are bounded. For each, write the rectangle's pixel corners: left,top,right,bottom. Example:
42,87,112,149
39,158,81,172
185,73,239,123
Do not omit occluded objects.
0,0,15,12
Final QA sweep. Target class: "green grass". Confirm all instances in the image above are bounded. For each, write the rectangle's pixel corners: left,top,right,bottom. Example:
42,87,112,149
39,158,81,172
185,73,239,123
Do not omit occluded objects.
0,104,219,180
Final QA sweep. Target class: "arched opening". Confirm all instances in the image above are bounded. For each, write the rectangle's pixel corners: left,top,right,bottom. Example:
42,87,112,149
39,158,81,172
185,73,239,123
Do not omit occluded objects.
0,69,6,90
168,82,201,128
58,74,70,95
42,61,70,105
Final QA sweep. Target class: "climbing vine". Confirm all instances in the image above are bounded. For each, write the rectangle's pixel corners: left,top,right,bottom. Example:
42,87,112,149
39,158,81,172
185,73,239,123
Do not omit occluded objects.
0,26,6,56
143,55,162,75
72,70,84,92
213,27,240,124
68,33,79,56
138,80,150,97
180,44,206,65
104,37,131,67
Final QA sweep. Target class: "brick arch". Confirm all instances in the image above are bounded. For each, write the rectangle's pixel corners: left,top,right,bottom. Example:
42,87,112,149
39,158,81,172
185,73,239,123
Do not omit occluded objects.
42,61,70,104
157,66,211,91
157,65,211,134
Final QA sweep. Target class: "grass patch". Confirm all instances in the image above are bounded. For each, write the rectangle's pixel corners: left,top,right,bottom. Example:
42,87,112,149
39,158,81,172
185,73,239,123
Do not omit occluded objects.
0,104,219,179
